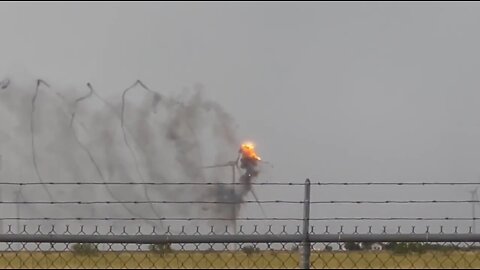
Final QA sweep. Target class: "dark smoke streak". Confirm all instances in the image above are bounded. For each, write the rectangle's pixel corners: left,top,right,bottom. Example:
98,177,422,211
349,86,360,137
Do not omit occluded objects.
112,81,166,222
120,81,164,220
30,79,55,202
120,80,153,182
8,77,253,228
70,84,93,127
69,83,161,227
30,80,159,226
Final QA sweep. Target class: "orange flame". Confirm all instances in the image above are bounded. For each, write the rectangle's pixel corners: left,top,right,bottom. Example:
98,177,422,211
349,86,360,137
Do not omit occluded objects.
240,142,262,161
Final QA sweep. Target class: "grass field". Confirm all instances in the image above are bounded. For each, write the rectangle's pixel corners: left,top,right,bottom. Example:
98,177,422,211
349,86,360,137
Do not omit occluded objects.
0,250,479,269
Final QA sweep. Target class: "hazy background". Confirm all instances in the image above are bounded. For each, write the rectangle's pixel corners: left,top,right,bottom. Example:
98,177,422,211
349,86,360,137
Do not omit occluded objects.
1,2,480,233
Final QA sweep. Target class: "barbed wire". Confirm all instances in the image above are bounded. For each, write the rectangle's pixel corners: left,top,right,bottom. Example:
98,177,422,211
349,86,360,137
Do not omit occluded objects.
0,200,301,204
1,199,480,204
0,181,479,186
0,217,478,221
1,179,478,228
310,200,480,204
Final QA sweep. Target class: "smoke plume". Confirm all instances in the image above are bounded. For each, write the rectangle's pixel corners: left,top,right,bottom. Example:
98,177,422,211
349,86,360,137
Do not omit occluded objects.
0,76,251,231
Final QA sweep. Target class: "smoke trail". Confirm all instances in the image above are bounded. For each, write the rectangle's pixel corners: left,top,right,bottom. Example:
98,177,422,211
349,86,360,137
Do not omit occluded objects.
30,79,55,202
70,84,93,127
70,85,154,224
164,86,253,226
120,80,152,181
165,91,204,180
2,77,258,229
74,83,163,226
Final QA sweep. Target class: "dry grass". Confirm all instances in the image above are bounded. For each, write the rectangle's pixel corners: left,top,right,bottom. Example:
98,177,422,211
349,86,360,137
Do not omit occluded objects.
0,250,479,269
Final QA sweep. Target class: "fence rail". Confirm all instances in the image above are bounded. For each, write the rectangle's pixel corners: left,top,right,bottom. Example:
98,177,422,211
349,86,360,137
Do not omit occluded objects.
7,233,480,244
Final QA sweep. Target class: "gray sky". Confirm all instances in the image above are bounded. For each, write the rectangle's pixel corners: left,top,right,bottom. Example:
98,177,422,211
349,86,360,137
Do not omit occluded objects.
2,2,480,232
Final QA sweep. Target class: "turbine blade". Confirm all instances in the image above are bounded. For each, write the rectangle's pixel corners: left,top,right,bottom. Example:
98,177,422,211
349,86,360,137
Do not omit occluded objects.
235,168,241,182
202,164,231,169
259,160,274,168
202,161,237,169
250,188,267,218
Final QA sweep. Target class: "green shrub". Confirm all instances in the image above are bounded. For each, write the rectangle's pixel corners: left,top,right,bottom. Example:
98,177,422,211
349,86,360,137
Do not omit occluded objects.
71,243,99,256
241,245,260,256
360,242,372,250
149,243,173,255
385,242,459,255
344,242,361,251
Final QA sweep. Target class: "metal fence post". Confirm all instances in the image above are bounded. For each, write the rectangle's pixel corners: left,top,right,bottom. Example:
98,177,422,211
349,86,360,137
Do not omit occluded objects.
301,178,311,269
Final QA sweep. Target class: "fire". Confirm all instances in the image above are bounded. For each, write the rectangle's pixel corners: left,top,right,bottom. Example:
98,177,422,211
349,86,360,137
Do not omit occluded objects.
240,142,262,161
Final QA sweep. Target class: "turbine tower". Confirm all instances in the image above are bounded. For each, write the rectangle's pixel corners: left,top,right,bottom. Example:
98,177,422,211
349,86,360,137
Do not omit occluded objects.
203,160,240,234
203,158,269,230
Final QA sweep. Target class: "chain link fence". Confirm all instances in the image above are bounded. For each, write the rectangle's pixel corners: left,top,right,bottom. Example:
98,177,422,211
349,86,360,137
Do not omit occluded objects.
0,225,478,268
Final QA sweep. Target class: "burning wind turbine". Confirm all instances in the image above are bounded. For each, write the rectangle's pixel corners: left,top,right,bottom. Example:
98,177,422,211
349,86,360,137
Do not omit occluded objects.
237,142,261,183
203,141,268,219
237,141,267,216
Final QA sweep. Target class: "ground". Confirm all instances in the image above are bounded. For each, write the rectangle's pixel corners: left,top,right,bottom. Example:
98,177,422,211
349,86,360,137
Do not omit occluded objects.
0,250,479,268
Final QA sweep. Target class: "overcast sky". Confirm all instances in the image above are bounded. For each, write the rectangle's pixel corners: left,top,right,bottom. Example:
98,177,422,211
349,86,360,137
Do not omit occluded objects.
2,2,480,231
